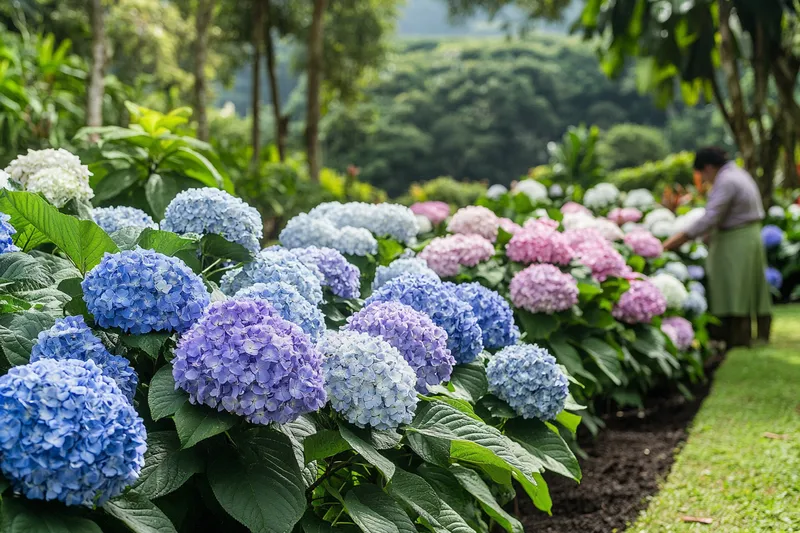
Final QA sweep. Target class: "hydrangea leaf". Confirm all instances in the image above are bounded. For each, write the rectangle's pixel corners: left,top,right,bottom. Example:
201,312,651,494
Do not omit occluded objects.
57,277,92,323
338,423,396,480
0,310,55,367
110,227,145,250
200,234,252,263
103,492,178,533
148,366,188,421
386,468,442,525
446,362,488,404
344,484,416,533
579,337,624,386
449,465,524,533
133,431,204,500
0,252,53,291
92,167,144,203
515,310,559,341
504,419,581,482
3,499,102,533
120,333,171,360
302,429,351,464
546,334,585,377
208,431,305,533
173,402,237,449
136,229,198,257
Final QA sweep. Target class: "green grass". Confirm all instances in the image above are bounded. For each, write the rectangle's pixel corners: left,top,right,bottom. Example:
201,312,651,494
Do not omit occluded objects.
632,306,800,532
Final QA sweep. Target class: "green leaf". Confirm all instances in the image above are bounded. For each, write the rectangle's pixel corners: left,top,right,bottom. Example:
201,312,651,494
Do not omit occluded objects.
547,334,585,376
516,310,559,340
208,430,306,533
111,227,146,250
0,191,118,273
0,311,56,367
57,277,92,321
504,419,581,481
555,411,582,435
137,229,198,257
303,429,351,464
0,252,53,291
148,365,188,420
200,234,252,263
145,174,181,220
173,402,236,449
427,396,482,421
421,501,477,533
338,423,395,480
93,167,144,203
577,281,603,300
133,431,203,499
120,333,171,359
376,238,404,266
449,465,523,533
475,395,517,419
387,468,442,524
370,429,403,450
345,485,416,533
447,362,488,403
580,337,623,385
2,499,102,533
104,492,178,533
301,512,336,533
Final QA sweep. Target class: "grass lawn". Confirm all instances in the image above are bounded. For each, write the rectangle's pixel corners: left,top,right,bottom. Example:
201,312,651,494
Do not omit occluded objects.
632,306,800,532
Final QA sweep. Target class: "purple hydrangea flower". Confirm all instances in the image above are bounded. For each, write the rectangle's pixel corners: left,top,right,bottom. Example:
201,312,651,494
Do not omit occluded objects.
30,316,138,402
688,281,706,296
687,265,705,280
761,225,784,250
765,267,783,289
661,316,695,351
450,282,519,350
612,279,668,324
82,249,209,335
506,220,574,265
510,264,579,315
172,299,327,425
0,359,146,507
366,275,483,364
288,246,361,299
623,230,663,258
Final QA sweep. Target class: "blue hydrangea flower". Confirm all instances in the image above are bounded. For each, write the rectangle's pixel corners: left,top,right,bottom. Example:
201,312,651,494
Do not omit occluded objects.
761,225,784,250
682,291,708,316
659,262,690,282
766,267,783,289
220,249,323,305
30,316,138,402
449,282,520,350
288,246,361,299
345,301,455,393
92,206,157,235
319,330,418,430
337,226,379,256
162,188,263,253
308,202,419,244
172,299,327,425
372,257,439,291
82,249,210,335
687,265,705,280
366,275,483,364
486,344,568,420
688,281,706,296
234,282,326,341
0,359,147,507
280,214,378,256
0,212,20,254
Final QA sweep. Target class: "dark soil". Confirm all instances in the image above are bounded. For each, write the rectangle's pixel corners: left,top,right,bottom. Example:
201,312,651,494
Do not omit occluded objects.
518,379,715,533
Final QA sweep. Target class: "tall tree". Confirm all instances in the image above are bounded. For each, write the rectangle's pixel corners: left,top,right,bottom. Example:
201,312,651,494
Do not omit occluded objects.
193,0,216,141
251,0,265,167
306,0,328,182
265,0,288,161
87,0,106,129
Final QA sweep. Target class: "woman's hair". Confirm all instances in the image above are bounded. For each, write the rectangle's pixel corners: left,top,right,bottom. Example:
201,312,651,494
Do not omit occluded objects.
693,147,729,170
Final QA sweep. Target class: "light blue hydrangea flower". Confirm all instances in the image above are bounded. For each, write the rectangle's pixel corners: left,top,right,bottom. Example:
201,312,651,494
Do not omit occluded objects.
308,202,419,244
486,344,568,420
682,291,708,316
288,246,361,299
319,330,418,430
234,282,326,341
173,299,327,425
82,249,210,334
219,249,323,305
687,265,705,281
30,316,138,402
688,281,706,296
162,188,263,252
345,301,455,392
366,275,483,364
92,206,157,235
372,257,439,291
449,282,520,350
337,226,379,256
280,214,378,256
0,358,147,507
0,212,20,254
660,262,690,282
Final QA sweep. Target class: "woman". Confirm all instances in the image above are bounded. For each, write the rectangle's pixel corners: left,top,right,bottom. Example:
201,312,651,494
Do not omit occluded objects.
663,147,771,347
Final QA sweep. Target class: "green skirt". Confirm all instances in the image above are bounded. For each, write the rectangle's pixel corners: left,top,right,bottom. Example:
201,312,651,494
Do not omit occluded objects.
707,223,772,317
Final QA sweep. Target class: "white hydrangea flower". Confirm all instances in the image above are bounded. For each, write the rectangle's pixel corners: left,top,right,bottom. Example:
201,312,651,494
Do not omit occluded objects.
514,180,548,203
623,189,656,209
0,170,10,190
592,218,625,241
643,208,676,229
415,214,433,234
561,212,596,231
651,273,689,310
4,148,91,187
650,220,676,238
660,262,690,282
26,168,94,207
621,222,644,234
533,208,550,219
486,184,508,200
789,204,800,220
674,208,706,234
689,244,708,261
582,183,620,210
549,184,564,197
768,205,786,219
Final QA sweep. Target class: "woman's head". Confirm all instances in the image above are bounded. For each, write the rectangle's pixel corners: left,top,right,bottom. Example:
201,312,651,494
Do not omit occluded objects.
693,147,729,182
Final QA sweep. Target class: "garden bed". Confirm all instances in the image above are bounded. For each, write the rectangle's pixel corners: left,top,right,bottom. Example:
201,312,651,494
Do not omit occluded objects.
517,379,713,532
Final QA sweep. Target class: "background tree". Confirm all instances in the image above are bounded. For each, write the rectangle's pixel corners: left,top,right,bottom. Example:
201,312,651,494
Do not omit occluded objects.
596,123,671,171
87,0,106,129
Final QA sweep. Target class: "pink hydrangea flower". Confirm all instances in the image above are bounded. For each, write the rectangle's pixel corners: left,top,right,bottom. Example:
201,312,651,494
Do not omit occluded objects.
563,228,606,249
447,206,500,242
612,279,667,324
506,222,574,265
523,218,559,230
410,201,451,225
661,316,695,350
623,230,664,259
561,202,591,215
608,207,643,225
510,264,579,314
419,234,495,277
574,240,630,282
498,217,522,235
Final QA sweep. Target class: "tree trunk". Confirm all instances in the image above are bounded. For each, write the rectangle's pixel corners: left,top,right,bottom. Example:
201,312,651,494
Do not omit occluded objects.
251,0,264,168
306,0,328,182
264,0,287,161
87,0,106,131
193,0,215,142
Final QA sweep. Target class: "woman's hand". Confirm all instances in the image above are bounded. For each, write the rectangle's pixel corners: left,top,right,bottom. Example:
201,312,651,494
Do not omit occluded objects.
663,232,690,252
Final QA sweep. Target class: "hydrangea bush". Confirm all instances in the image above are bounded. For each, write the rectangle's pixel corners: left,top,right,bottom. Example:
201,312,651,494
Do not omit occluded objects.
510,264,579,314
418,234,495,277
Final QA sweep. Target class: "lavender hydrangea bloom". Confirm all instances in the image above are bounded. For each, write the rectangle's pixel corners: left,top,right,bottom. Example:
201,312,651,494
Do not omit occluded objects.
173,299,327,425
92,206,157,235
682,291,708,316
761,225,784,249
687,265,705,280
510,264,579,314
766,267,783,289
486,344,568,420
82,249,209,334
235,282,326,341
161,188,263,252
612,279,667,324
288,246,361,299
0,359,146,507
366,275,483,364
319,330,418,430
0,212,20,254
30,316,138,402
345,302,454,392
661,316,695,351
373,258,439,290
688,281,706,296
220,249,323,305
450,282,519,350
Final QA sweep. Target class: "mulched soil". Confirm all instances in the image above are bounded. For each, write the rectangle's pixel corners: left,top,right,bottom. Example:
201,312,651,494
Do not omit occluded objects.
517,373,717,533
